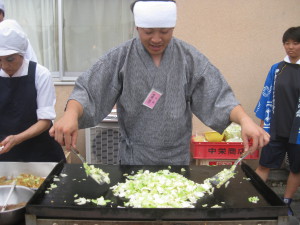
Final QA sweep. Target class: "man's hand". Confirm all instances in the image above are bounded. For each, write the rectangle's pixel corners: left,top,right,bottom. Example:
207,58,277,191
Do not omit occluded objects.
240,117,270,153
49,100,83,151
230,105,270,153
49,114,79,151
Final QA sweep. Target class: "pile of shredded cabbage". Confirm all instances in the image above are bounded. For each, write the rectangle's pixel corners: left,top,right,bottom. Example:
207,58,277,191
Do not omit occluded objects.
210,167,236,188
111,169,213,208
83,163,110,184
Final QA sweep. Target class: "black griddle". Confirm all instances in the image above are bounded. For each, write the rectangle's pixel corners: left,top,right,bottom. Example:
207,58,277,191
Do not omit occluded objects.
26,162,287,221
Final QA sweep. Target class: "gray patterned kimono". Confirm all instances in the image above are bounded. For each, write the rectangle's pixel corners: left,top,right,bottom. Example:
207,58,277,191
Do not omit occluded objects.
70,37,239,165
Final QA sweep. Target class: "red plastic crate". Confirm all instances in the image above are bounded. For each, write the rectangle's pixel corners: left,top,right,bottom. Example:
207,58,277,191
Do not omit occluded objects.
191,141,259,160
195,159,237,166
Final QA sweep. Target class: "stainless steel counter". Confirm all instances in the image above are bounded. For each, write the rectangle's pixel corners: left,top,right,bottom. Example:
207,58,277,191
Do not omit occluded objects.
0,162,57,178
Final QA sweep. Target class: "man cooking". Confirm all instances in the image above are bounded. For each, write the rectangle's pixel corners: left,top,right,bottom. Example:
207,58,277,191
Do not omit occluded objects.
50,0,269,165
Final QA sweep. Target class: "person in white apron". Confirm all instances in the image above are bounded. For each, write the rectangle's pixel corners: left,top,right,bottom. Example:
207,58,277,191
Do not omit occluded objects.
0,19,65,162
50,0,269,165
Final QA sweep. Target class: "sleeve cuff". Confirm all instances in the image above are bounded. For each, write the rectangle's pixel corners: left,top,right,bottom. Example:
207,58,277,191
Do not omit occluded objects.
37,107,56,120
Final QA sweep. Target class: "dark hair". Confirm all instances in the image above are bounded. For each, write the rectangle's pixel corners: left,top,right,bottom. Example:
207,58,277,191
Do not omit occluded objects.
0,9,4,17
282,26,300,43
130,0,176,12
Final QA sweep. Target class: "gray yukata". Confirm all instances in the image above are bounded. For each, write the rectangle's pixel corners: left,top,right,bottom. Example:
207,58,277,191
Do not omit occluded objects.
70,37,239,165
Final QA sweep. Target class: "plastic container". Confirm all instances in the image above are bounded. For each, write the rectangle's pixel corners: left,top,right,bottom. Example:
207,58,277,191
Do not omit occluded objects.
204,131,224,142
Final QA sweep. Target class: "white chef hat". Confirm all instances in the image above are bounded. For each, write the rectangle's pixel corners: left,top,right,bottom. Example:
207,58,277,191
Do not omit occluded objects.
132,0,177,28
0,19,28,56
0,0,5,13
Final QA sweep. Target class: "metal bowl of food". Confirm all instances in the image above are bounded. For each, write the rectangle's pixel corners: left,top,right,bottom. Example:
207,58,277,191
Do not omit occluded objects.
0,185,34,225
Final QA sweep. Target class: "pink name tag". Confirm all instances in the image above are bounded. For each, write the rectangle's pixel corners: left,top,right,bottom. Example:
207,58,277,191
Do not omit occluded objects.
143,89,162,109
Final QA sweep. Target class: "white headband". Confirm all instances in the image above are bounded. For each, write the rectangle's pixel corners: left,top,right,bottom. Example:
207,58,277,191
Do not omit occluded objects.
133,1,177,28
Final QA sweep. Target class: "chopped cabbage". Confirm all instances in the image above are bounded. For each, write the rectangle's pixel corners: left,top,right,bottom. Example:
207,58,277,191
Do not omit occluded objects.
83,163,110,184
74,196,111,206
248,196,259,203
74,197,89,205
210,167,236,188
226,137,243,142
111,169,213,208
91,196,111,206
45,182,58,193
224,123,242,141
211,204,222,208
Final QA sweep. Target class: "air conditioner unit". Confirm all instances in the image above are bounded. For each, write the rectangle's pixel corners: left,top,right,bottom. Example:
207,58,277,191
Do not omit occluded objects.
85,122,120,165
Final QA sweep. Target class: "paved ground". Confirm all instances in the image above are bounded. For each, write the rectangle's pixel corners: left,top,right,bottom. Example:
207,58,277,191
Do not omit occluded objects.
267,168,300,223
224,158,300,222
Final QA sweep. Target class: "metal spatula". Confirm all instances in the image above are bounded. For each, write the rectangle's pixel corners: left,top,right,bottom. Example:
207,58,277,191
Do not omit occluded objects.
70,147,109,185
209,150,252,188
70,147,86,164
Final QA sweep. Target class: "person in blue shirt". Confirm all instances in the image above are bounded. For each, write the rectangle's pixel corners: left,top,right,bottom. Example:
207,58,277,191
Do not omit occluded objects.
255,26,300,216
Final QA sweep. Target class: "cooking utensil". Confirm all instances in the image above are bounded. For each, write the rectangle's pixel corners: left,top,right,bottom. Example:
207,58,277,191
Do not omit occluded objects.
70,147,106,185
0,185,35,225
233,150,252,168
1,181,16,212
70,147,86,163
209,150,252,188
